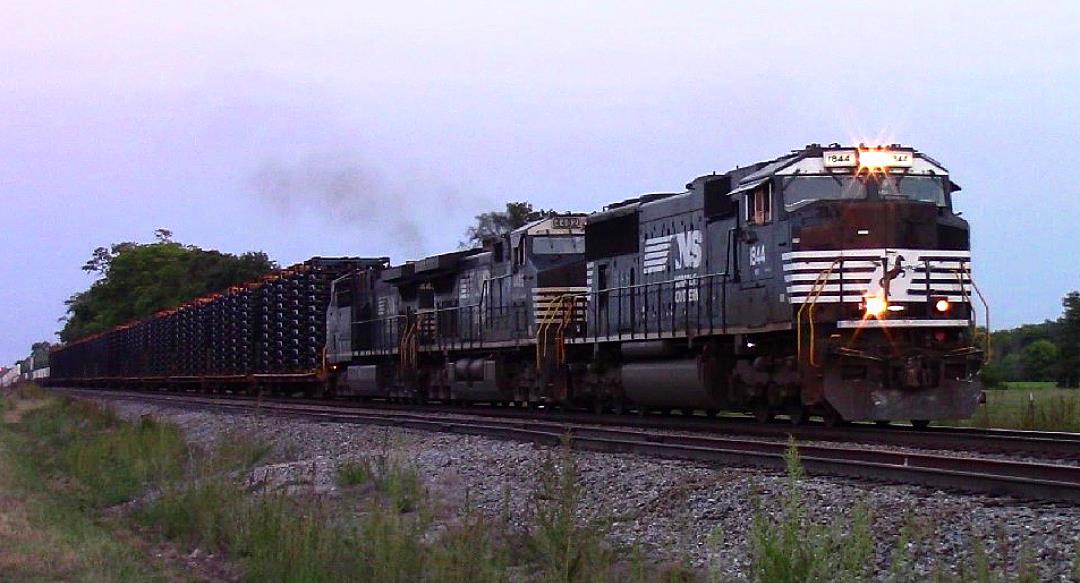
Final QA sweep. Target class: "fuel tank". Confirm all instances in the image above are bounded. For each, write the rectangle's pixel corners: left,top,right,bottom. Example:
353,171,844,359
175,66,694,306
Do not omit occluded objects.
447,358,502,401
622,357,725,410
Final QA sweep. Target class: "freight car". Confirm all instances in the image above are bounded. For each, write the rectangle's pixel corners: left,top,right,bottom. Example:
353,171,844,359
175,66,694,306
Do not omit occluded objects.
49,257,386,395
48,144,986,426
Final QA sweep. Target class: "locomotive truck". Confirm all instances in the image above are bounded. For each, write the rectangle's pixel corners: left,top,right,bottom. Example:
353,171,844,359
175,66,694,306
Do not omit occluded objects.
49,143,986,426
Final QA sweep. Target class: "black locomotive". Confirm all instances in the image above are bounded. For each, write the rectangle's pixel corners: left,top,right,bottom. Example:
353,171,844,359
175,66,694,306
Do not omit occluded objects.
49,144,985,425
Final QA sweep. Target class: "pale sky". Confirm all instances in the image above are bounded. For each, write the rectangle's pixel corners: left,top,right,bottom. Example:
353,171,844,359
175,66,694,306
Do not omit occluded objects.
2,1,1078,363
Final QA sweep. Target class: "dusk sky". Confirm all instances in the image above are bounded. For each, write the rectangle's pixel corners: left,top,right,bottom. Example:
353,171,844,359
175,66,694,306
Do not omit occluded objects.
1,1,1078,364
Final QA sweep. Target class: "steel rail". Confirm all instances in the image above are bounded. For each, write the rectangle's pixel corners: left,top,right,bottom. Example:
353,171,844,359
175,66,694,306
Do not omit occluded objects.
50,387,1080,503
48,387,1080,459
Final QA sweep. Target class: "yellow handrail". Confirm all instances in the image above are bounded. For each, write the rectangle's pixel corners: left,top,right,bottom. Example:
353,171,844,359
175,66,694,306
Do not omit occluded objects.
399,319,418,369
535,294,577,369
796,259,841,367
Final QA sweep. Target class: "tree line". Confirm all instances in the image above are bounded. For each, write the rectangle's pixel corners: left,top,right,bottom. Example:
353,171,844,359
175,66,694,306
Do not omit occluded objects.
981,291,1080,388
59,229,275,343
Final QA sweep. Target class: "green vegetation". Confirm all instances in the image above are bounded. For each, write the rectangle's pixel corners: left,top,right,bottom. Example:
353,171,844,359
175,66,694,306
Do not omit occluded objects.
981,291,1080,388
146,437,623,583
5,389,1077,582
526,441,616,582
748,442,1054,583
0,392,191,581
962,388,1080,432
463,201,558,246
335,452,425,511
748,442,873,582
61,229,275,342
337,458,375,487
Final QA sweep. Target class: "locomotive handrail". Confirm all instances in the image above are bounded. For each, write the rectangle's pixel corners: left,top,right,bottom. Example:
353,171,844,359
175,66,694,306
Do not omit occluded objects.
399,319,418,369
796,259,841,367
954,265,992,363
589,272,728,339
535,294,579,369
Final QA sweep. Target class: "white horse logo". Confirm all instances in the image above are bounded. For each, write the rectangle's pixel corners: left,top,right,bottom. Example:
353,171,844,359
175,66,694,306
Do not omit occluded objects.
866,252,916,301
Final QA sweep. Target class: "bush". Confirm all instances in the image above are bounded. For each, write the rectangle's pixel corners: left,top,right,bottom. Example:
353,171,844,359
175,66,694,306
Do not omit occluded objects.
980,364,1007,389
527,438,615,583
337,459,374,487
748,440,873,583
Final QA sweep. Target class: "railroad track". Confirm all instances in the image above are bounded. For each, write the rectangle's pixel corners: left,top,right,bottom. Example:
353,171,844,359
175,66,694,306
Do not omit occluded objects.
49,387,1080,460
50,386,1080,503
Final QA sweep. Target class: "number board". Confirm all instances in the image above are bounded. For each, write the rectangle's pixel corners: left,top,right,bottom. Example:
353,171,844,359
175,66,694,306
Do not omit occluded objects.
552,216,584,229
823,149,858,168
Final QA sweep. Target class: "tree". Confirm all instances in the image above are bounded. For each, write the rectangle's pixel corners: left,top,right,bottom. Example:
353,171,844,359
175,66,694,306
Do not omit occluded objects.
987,320,1060,382
60,231,275,342
1021,339,1059,382
1059,291,1080,388
29,342,52,370
462,202,556,247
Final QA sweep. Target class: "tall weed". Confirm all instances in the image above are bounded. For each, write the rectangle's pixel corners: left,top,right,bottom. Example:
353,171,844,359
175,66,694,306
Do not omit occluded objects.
748,440,873,583
527,437,615,583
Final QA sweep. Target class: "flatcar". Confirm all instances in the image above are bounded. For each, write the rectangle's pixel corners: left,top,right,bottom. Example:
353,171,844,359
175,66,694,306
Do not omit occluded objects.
49,144,986,426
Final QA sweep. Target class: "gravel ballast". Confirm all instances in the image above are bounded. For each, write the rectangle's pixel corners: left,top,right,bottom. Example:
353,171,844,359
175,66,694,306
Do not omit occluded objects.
100,399,1080,581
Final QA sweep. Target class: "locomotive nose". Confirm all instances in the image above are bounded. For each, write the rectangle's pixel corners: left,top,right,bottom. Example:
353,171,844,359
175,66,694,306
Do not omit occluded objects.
794,201,965,251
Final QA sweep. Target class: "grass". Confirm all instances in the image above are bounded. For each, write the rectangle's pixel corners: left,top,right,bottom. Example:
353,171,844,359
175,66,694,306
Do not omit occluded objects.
19,397,188,507
145,437,624,583
336,451,425,512
1000,381,1059,391
961,388,1080,431
0,389,183,582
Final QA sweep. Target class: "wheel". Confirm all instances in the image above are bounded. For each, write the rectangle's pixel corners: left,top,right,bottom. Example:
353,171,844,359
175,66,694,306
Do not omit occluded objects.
753,402,774,424
911,419,931,430
786,403,807,426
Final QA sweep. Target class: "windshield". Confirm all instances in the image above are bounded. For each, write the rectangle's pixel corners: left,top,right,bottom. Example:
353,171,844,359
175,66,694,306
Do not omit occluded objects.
783,174,947,210
532,236,584,255
877,175,946,205
782,176,867,210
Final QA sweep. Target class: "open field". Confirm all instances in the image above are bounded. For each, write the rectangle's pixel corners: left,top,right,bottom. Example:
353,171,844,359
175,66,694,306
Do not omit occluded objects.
1002,381,1059,391
960,386,1080,431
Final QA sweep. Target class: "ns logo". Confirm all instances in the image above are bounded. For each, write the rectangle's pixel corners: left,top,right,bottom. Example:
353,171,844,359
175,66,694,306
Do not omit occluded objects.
642,229,702,275
673,230,703,270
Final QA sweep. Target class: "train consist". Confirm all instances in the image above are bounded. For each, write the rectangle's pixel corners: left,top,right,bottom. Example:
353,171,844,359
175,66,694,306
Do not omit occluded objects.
48,144,986,425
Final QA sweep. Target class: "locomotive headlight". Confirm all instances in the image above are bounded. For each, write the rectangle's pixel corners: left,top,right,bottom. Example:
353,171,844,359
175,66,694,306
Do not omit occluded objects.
857,149,914,170
863,293,888,318
934,299,951,313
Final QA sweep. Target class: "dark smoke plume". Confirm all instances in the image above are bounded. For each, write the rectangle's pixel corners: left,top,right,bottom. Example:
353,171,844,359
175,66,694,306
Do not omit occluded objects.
251,153,465,257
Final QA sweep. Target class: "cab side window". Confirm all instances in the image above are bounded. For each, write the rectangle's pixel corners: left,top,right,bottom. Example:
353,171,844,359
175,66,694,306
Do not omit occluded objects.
514,241,526,267
746,184,773,225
